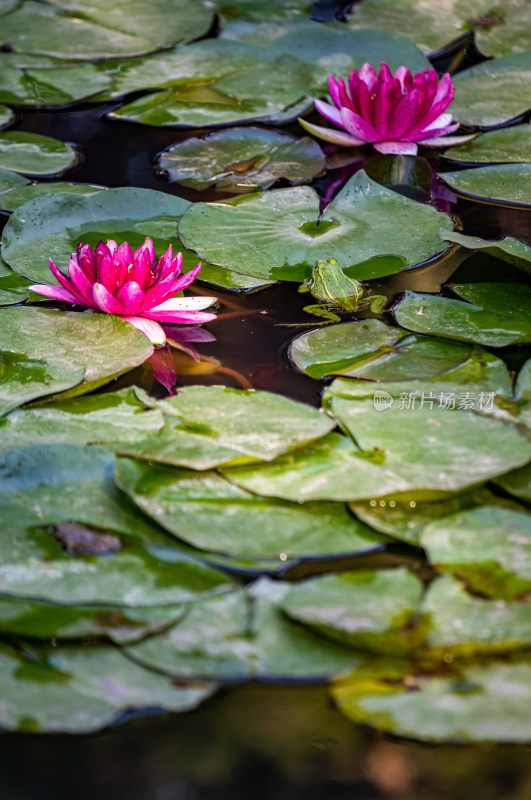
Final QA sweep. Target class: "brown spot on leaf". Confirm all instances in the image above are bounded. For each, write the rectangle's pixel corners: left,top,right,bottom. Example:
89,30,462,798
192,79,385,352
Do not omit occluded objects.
53,522,122,556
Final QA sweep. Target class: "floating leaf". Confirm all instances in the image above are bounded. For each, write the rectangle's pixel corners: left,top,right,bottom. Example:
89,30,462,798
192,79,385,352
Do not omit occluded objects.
443,124,531,164
114,458,385,561
0,131,78,177
0,350,84,417
179,172,453,282
452,51,531,127
0,642,214,733
393,284,531,347
0,180,107,212
420,506,531,601
0,56,111,106
333,662,531,743
440,231,531,275
282,568,425,655
0,248,33,306
117,386,335,469
0,388,164,454
126,579,359,681
0,307,153,403
442,164,531,206
474,1,531,57
215,0,312,23
155,128,325,193
496,462,531,503
0,104,14,129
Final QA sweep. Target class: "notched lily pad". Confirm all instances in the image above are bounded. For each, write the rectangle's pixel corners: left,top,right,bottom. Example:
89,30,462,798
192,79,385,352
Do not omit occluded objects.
155,128,325,193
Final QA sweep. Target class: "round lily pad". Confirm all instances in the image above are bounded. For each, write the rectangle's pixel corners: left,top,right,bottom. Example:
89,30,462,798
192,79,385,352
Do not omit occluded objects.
443,124,531,164
0,131,78,177
114,457,385,561
452,51,531,127
179,171,453,282
442,164,531,206
155,128,325,193
0,642,214,733
333,662,531,743
0,0,213,60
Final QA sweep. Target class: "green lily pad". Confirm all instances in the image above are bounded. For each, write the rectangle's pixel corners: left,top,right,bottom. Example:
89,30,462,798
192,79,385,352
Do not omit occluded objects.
155,128,325,193
420,506,531,600
288,320,403,380
0,596,186,644
0,307,153,403
282,568,425,655
109,53,313,128
114,457,385,561
452,51,531,127
0,186,265,293
440,231,531,275
442,163,531,206
393,284,531,347
346,0,482,55
179,171,453,282
333,662,531,743
0,388,164,454
0,180,107,212
0,642,214,733
349,488,506,546
0,0,213,61
0,443,175,544
496,462,531,503
0,350,85,417
223,20,431,90
215,0,312,22
126,578,359,681
117,386,335,470
0,248,33,306
0,131,78,177
443,124,531,164
0,104,14,129
424,574,531,654
474,1,531,57
0,56,111,106
225,393,530,502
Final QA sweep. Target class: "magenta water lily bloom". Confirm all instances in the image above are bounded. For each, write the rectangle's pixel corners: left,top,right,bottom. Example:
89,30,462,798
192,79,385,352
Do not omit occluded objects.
31,238,217,346
300,62,473,156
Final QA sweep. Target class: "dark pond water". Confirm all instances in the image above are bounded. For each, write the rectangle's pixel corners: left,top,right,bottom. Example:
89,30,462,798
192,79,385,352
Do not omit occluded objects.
1,33,531,800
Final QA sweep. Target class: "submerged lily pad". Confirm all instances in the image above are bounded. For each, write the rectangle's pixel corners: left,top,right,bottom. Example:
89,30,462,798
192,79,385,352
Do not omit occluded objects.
333,662,531,743
155,128,325,193
420,506,531,600
443,124,531,164
282,568,425,655
118,386,335,469
440,231,531,275
442,164,531,206
394,284,531,347
0,642,214,733
0,132,78,177
114,457,385,561
452,51,531,127
0,306,153,403
0,388,164,454
179,171,453,282
126,578,358,681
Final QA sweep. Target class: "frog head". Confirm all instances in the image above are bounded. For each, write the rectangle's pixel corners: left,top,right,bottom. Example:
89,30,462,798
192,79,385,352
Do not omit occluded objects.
300,259,364,304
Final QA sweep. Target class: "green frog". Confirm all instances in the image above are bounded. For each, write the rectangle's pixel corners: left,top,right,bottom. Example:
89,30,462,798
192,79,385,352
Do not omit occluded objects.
299,259,387,324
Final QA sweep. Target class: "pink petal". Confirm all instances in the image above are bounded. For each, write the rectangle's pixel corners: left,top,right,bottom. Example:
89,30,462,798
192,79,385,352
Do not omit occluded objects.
417,133,477,147
328,74,342,108
169,263,202,294
92,282,125,315
373,141,418,155
128,248,152,288
29,284,84,304
359,63,377,90
413,121,459,141
67,257,95,305
106,239,119,256
314,99,343,127
96,255,120,293
339,107,378,142
115,281,145,314
122,316,165,345
49,259,88,305
134,237,155,265
148,347,177,392
386,90,419,140
149,295,216,313
77,244,96,281
142,310,217,324
298,117,366,146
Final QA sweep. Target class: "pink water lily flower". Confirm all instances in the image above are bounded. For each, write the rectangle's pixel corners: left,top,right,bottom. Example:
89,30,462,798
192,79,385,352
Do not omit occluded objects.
300,62,473,156
31,238,217,346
